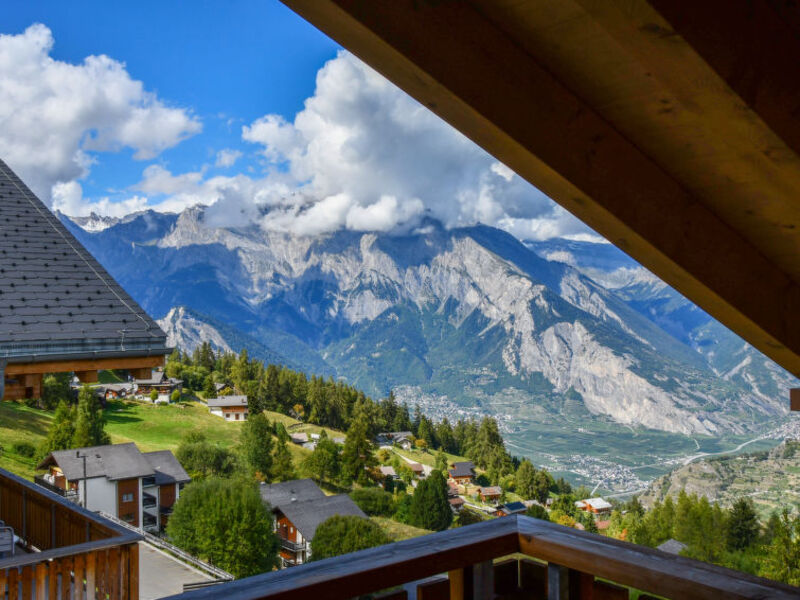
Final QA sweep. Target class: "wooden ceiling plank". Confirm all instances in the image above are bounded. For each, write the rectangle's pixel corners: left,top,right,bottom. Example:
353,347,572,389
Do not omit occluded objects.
280,0,800,376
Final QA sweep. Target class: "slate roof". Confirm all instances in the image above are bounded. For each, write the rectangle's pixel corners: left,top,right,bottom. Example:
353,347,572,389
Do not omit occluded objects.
500,502,526,514
479,486,502,496
133,370,168,385
260,478,326,508
0,159,168,363
278,494,367,540
657,539,688,555
448,462,475,478
143,450,191,484
39,442,155,481
206,395,248,408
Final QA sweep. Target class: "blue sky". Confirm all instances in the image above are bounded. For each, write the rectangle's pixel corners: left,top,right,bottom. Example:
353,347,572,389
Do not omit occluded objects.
0,1,594,241
3,0,340,197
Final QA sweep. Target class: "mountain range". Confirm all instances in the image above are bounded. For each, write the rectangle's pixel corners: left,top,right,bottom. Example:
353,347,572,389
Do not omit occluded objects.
61,207,795,450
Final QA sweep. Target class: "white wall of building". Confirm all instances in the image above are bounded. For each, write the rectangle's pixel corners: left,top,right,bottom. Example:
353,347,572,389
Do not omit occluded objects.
79,477,117,516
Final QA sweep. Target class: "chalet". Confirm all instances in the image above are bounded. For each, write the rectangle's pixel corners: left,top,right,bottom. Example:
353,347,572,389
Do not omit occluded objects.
0,159,170,401
448,497,465,513
408,462,425,478
375,431,413,450
207,395,249,421
260,479,367,567
98,383,134,401
36,442,189,532
133,369,182,401
576,498,613,515
447,481,460,497
447,461,475,485
379,466,397,480
478,486,502,504
290,432,309,444
495,502,526,517
333,436,346,445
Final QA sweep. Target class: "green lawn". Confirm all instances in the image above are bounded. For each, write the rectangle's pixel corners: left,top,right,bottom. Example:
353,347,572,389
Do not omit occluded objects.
0,402,52,477
370,516,432,541
391,447,470,469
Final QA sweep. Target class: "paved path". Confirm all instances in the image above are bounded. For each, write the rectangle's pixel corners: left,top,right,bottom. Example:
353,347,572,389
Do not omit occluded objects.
138,542,213,600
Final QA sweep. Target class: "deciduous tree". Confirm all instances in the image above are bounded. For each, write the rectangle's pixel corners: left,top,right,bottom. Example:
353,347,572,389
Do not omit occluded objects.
167,478,279,577
310,515,389,561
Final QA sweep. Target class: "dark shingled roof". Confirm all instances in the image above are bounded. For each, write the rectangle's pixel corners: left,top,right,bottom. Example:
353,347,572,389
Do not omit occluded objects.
448,461,475,478
39,443,155,481
143,450,191,484
0,159,168,363
278,494,367,540
260,478,326,508
657,539,688,555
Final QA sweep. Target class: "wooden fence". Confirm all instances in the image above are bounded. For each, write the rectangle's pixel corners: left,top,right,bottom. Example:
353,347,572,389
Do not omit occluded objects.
163,515,799,600
0,468,141,600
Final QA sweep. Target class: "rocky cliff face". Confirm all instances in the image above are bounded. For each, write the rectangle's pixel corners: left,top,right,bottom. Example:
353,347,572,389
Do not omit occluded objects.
63,208,794,436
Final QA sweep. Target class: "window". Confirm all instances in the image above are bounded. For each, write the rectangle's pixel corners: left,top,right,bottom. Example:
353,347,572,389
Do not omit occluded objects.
235,413,240,420
122,493,134,503
225,413,230,419
121,513,135,522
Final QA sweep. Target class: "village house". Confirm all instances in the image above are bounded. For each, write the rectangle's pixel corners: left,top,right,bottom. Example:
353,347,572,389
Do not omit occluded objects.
447,481,460,497
575,498,613,515
132,369,182,401
478,486,502,504
379,466,397,480
408,462,425,479
260,479,366,567
495,502,526,517
448,496,465,513
375,431,414,450
36,442,189,533
207,395,249,421
290,432,309,444
447,461,475,485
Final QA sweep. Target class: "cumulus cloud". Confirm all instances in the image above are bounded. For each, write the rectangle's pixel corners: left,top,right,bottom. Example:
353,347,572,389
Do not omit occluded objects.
52,180,149,218
233,51,594,239
215,148,242,168
0,24,201,200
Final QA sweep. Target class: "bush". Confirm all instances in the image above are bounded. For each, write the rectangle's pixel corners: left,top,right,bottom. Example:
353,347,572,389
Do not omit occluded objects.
525,504,549,521
350,487,395,517
12,442,36,458
310,515,389,561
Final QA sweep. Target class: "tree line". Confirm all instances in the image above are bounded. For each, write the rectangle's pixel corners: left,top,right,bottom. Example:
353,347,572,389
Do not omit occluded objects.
166,344,519,483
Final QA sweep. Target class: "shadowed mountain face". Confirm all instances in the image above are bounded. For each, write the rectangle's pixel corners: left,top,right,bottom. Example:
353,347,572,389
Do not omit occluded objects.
61,208,795,438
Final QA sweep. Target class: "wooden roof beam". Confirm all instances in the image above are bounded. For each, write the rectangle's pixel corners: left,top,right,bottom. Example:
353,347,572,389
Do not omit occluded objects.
280,0,800,376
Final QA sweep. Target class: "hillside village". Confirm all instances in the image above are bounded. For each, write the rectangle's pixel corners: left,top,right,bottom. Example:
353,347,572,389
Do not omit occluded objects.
5,335,799,587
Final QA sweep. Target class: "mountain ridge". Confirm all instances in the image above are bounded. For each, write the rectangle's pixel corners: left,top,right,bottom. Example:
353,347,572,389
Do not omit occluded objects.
59,206,795,442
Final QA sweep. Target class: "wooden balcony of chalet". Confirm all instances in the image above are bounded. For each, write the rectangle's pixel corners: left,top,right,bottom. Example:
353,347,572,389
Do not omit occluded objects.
0,467,141,600
167,515,796,600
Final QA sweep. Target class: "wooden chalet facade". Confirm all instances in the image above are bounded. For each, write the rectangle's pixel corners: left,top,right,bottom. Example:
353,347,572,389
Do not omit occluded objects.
448,461,476,485
0,160,171,401
132,370,182,399
478,486,502,505
260,479,367,567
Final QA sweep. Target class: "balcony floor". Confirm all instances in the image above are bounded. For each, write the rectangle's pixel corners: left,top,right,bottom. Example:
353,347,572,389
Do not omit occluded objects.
139,542,214,600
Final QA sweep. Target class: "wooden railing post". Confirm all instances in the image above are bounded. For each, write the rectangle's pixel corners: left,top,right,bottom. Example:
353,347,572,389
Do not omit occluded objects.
548,563,569,600
127,544,139,600
449,566,471,600
472,561,493,599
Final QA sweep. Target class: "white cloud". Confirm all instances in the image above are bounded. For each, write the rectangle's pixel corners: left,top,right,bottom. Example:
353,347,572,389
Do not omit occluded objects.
215,148,242,168
52,180,149,217
236,50,595,239
0,24,201,200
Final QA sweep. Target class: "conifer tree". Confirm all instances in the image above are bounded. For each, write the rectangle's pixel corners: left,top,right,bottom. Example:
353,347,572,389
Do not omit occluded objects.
72,385,110,448
409,470,452,531
303,437,340,484
39,400,76,456
515,459,536,500
435,449,449,473
726,497,759,551
240,413,273,480
271,437,295,482
341,414,375,484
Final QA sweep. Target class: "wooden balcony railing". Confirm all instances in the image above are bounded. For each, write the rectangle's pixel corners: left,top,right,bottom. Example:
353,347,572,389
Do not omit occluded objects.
164,515,798,600
0,467,141,600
